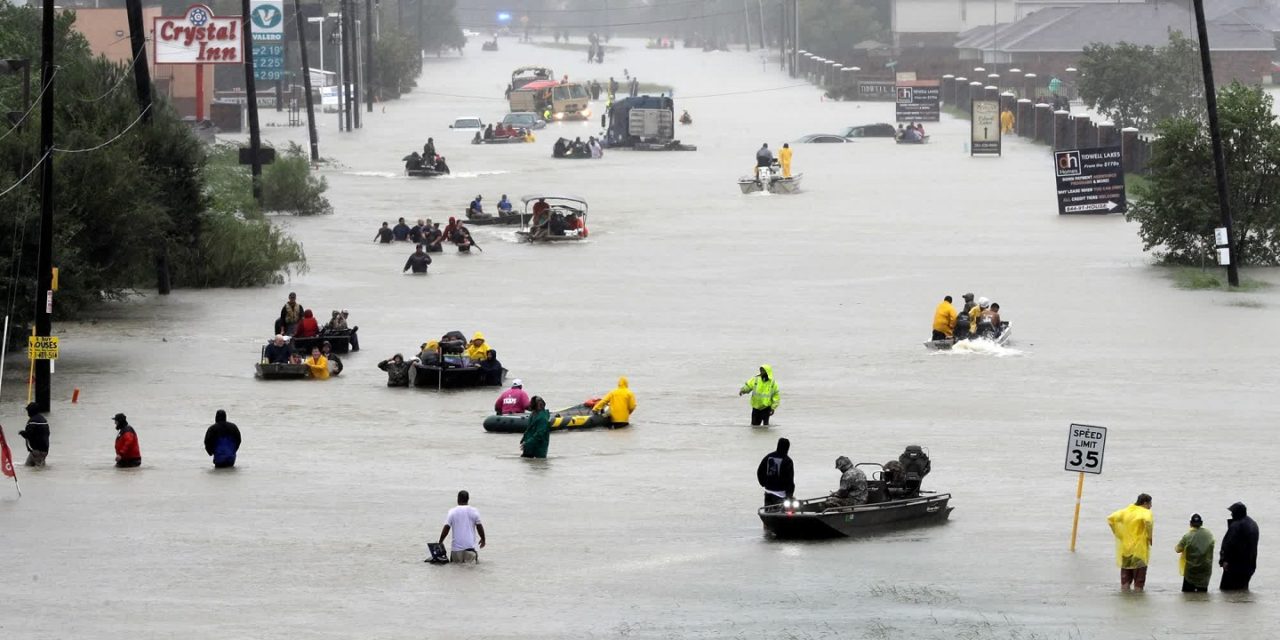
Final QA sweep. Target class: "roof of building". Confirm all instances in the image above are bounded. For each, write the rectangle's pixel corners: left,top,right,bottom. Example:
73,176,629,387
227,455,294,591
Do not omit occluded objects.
960,3,1276,52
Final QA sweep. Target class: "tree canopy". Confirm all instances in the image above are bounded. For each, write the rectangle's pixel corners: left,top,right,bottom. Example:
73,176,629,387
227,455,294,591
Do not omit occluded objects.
1077,31,1204,130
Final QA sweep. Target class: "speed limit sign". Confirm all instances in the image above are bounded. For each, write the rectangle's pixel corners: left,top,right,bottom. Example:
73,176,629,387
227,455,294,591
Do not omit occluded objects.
1065,424,1107,474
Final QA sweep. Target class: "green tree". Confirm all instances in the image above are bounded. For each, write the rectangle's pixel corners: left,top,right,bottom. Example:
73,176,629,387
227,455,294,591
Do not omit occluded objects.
1127,83,1280,266
371,27,423,99
1078,32,1203,130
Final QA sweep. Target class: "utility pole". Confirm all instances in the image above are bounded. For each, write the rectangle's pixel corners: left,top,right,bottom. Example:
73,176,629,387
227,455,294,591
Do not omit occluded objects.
1191,0,1240,286
123,0,152,123
241,0,264,202
781,0,788,73
294,0,320,161
757,0,766,58
743,0,750,52
341,0,354,131
34,0,55,412
792,0,799,77
352,10,362,127
365,0,374,112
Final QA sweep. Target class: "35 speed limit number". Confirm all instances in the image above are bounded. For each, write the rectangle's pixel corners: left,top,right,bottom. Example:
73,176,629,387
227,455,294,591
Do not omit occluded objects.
1065,424,1107,474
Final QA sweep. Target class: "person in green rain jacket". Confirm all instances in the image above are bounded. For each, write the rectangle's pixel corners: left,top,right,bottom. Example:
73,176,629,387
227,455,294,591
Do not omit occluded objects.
1175,513,1215,593
739,364,780,426
521,396,551,459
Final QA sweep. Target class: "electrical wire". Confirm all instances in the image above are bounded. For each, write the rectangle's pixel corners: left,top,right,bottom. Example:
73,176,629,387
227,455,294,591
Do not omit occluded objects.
0,151,50,200
0,67,59,145
460,7,745,29
53,104,151,154
68,40,149,104
679,83,810,100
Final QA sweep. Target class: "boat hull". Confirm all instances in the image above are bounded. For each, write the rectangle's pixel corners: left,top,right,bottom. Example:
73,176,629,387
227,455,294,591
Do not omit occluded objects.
255,363,310,380
924,322,1011,350
759,493,953,539
411,363,505,390
467,212,532,226
407,168,448,178
292,330,356,354
739,173,803,194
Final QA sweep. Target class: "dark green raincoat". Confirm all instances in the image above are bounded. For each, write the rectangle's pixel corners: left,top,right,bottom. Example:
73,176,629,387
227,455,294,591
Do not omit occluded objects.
521,409,551,458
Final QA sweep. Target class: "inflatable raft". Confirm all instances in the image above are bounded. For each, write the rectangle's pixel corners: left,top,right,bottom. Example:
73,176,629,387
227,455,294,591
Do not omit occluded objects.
483,400,620,433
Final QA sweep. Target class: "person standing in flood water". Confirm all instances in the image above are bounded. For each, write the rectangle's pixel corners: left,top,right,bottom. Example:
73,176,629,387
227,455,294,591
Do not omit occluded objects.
520,396,550,458
204,410,241,469
1175,513,1214,593
113,413,141,468
439,490,486,563
19,402,49,467
1108,493,1154,591
739,365,779,426
1220,502,1259,591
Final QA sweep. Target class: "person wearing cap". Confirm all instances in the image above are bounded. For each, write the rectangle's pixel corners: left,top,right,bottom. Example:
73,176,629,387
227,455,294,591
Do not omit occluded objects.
495,380,530,415
468,195,484,217
520,396,551,458
592,377,637,426
955,293,976,340
828,456,868,507
18,402,50,467
757,438,794,506
740,365,780,426
1175,513,1214,592
1107,493,1154,591
465,332,491,364
1220,501,1259,591
113,413,141,468
279,292,302,336
264,334,291,364
378,354,412,387
416,340,441,365
204,410,241,469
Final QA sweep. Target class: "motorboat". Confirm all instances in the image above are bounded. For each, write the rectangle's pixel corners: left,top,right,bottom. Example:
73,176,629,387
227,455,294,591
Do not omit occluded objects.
292,328,358,355
466,210,532,226
472,128,533,145
924,321,1011,350
254,345,309,380
406,166,449,178
483,400,620,433
739,164,802,195
759,451,952,539
516,195,589,243
759,492,953,539
410,362,506,390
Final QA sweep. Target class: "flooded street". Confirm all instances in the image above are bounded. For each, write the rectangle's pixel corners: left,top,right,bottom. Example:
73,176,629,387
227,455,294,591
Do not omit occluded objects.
3,39,1278,639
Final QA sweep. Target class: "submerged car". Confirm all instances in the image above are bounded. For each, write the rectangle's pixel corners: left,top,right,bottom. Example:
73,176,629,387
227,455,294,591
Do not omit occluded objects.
502,112,546,130
794,134,849,143
841,123,897,138
449,116,485,131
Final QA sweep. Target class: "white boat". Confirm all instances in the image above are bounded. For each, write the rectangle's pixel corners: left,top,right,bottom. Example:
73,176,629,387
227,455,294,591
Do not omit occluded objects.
739,165,802,194
924,322,1012,350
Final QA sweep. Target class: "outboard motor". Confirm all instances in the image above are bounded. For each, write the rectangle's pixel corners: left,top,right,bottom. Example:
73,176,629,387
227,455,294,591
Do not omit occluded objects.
954,312,971,340
898,445,932,497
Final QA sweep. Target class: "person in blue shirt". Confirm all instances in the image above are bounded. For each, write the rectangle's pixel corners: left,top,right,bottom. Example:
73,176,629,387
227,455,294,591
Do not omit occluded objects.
469,195,484,217
392,217,411,241
497,195,513,214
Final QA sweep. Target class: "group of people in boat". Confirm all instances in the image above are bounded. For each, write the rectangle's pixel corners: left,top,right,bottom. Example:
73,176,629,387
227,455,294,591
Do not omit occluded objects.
897,122,927,143
377,331,505,387
274,293,360,347
262,334,343,379
473,123,534,144
931,293,1004,341
758,438,934,508
404,137,450,174
553,136,603,159
753,142,794,179
528,197,587,239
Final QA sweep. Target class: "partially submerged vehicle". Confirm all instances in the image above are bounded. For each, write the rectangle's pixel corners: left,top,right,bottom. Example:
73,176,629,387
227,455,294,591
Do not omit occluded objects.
603,96,696,151
449,116,485,132
841,123,896,138
759,446,952,539
510,65,554,91
794,134,849,143
516,195,589,243
925,321,1012,350
483,400,620,433
739,164,802,194
503,112,546,130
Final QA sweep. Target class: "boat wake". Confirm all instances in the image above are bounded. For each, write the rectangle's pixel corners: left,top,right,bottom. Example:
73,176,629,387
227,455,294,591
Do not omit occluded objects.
441,170,511,179
343,171,400,178
932,339,1022,357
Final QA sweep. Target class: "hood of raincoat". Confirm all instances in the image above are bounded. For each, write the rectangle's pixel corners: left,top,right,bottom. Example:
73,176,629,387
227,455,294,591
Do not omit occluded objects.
617,376,628,388
760,364,773,380
835,456,852,472
472,332,485,342
1230,502,1248,518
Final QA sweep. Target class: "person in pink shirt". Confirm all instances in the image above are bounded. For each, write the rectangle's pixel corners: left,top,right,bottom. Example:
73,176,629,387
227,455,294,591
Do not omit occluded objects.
494,380,531,415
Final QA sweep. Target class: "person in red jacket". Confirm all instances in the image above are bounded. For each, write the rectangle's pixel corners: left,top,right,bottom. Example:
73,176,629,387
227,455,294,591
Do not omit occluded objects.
295,309,320,338
113,413,141,468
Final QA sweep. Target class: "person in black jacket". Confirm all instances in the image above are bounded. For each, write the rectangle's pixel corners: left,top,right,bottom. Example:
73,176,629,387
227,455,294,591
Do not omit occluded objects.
18,402,49,467
1220,501,1260,591
403,244,432,274
756,437,795,507
204,410,242,469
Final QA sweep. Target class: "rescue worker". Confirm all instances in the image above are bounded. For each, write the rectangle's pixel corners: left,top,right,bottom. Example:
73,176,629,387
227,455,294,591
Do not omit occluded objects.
970,297,991,337
1107,493,1154,591
739,365,780,426
204,410,241,469
497,195,513,214
1220,501,1259,591
279,292,302,335
465,332,491,363
495,380,531,415
378,354,412,387
403,244,432,274
592,376,637,426
955,293,976,340
303,346,330,380
1000,108,1015,134
931,295,957,341
423,137,436,161
469,195,484,217
779,142,793,178
756,437,795,506
18,402,49,467
113,413,141,468
829,456,868,507
520,396,551,458
1175,513,1215,593
416,340,441,365
755,143,773,178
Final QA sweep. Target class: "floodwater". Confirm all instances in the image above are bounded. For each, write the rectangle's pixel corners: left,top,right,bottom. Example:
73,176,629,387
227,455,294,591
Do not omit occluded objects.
2,38,1278,640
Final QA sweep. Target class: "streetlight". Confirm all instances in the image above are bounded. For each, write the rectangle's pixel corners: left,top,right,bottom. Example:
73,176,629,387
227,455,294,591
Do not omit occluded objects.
307,16,326,72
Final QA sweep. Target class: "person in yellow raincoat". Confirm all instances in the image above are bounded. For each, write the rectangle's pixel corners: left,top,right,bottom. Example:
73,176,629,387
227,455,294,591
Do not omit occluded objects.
303,347,330,380
593,376,637,426
779,143,793,177
931,295,957,340
739,365,780,426
1107,493,1154,591
1000,108,1015,134
465,332,491,363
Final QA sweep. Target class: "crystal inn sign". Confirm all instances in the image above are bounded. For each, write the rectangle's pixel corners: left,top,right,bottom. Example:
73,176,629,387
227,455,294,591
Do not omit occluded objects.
154,4,243,64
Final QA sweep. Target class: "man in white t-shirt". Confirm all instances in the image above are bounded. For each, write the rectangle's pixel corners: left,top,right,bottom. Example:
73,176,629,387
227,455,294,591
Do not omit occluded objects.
439,490,487,563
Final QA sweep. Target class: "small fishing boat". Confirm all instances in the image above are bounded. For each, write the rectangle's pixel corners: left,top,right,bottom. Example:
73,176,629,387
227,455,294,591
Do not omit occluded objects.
410,362,506,390
483,400,619,433
466,210,533,226
516,195,589,243
254,345,309,380
924,322,1011,350
739,165,802,194
759,492,953,539
292,328,358,355
406,166,449,178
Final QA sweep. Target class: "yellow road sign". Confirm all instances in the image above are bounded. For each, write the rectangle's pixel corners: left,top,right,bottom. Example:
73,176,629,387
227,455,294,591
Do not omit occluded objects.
28,336,58,360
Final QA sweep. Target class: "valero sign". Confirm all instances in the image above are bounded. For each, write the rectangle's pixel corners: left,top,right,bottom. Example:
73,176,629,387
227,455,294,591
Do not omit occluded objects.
154,5,243,65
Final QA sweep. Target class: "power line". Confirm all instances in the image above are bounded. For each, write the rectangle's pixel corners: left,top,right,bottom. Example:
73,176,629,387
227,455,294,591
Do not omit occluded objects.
69,40,149,104
0,150,51,200
0,67,59,144
680,83,810,100
461,7,744,29
53,104,151,154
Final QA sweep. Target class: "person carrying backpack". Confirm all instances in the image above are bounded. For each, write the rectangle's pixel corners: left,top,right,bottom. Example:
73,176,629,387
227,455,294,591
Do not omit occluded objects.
204,410,241,469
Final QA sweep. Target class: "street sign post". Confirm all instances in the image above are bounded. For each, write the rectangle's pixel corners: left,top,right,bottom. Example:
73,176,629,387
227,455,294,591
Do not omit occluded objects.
894,80,940,122
971,99,1001,156
1053,145,1126,215
1065,423,1107,552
